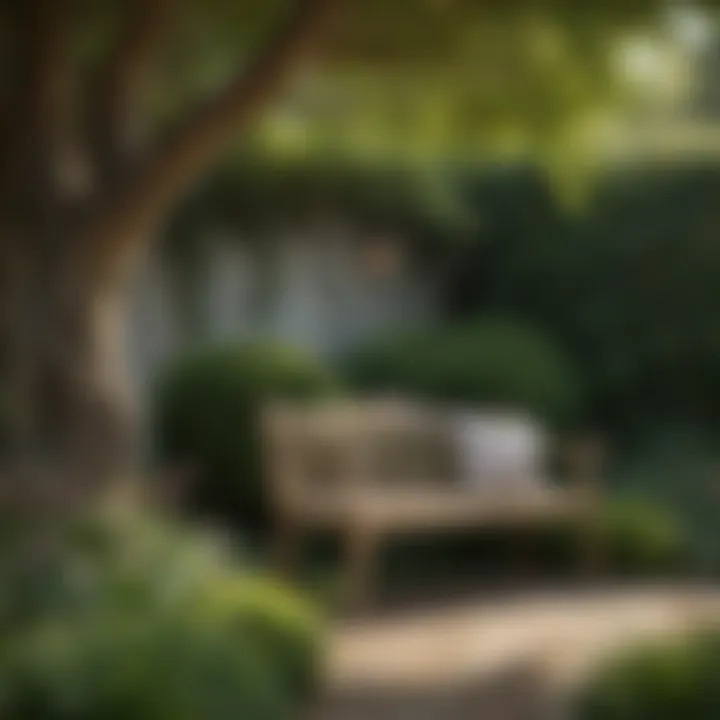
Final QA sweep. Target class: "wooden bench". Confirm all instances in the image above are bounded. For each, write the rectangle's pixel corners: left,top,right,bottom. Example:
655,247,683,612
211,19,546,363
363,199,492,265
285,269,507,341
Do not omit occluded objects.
262,400,603,609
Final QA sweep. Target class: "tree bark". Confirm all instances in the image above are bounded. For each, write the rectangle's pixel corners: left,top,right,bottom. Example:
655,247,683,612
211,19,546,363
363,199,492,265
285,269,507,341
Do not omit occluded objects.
0,0,344,507
83,0,342,287
92,0,176,181
0,232,136,510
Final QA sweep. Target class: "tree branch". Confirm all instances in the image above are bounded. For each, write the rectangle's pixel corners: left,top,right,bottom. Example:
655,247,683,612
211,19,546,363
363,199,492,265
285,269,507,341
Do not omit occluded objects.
0,0,72,211
92,0,176,181
83,0,342,282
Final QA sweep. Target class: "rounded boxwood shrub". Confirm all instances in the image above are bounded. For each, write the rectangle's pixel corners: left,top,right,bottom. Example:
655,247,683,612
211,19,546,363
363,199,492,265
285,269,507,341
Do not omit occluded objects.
0,509,323,720
346,317,582,426
576,629,720,719
153,343,338,527
535,497,691,575
600,497,691,575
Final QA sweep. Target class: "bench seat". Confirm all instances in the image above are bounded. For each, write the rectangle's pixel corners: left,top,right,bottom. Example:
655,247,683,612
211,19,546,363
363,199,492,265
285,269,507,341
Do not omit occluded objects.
263,401,603,609
288,483,581,531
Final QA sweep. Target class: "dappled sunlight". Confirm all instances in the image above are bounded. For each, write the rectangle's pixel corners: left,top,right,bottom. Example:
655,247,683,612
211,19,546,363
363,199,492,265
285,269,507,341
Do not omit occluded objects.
320,586,720,718
3,0,720,718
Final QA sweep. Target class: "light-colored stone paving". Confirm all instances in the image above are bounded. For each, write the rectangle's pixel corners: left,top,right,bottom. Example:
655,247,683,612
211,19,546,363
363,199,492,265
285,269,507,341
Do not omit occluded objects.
316,585,720,719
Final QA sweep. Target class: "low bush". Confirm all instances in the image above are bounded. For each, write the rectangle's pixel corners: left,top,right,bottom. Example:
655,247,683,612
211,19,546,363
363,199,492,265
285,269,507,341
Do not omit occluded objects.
576,629,720,719
607,424,720,573
374,497,692,588
0,509,323,720
535,496,691,575
448,162,720,432
600,497,691,575
346,317,582,426
153,343,338,527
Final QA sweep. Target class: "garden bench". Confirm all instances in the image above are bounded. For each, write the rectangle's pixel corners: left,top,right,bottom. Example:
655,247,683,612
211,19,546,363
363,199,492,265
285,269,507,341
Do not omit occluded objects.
262,400,603,609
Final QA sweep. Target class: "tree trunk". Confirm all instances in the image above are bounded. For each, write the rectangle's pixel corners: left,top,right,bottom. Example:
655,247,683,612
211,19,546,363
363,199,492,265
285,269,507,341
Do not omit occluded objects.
0,233,136,510
0,0,344,511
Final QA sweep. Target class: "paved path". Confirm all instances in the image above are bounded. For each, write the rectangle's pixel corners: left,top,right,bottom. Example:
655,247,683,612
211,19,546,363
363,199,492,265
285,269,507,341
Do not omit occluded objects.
315,585,720,720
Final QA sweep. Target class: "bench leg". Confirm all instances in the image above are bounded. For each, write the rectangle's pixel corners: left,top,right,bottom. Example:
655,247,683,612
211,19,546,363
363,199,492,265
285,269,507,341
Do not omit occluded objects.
343,526,380,612
513,529,537,580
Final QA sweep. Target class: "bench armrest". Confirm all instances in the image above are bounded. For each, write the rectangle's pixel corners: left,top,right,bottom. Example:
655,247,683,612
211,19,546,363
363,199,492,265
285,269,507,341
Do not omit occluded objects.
558,434,604,504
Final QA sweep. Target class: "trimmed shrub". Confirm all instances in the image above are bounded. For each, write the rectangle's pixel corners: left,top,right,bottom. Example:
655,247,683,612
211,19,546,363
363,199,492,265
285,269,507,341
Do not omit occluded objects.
0,510,323,720
534,497,691,575
370,496,691,589
153,343,338,526
346,317,581,426
600,497,691,575
607,424,720,573
576,629,720,719
446,161,720,431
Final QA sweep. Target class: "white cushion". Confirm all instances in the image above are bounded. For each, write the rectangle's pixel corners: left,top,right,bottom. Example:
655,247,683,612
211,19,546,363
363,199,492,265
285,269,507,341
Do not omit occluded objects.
453,410,547,491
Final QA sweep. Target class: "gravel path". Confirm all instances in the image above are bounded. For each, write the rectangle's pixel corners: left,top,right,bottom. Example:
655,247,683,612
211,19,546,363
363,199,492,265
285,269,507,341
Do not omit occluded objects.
315,585,720,720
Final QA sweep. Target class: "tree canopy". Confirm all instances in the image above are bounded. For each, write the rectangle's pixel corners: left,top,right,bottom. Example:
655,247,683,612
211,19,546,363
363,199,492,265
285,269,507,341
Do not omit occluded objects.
0,0,716,490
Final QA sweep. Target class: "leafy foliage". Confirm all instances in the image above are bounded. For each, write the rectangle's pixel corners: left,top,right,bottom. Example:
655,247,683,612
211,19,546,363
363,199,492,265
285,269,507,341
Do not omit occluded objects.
153,343,338,527
62,0,687,160
0,510,322,720
607,422,720,571
509,495,691,575
576,629,720,719
438,161,720,574
599,497,691,574
346,317,581,426
166,156,477,246
447,160,720,431
379,495,691,584
252,0,685,159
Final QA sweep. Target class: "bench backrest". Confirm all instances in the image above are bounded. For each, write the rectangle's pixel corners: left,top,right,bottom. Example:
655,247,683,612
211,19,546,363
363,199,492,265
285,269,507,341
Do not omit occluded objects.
262,401,603,524
262,400,456,506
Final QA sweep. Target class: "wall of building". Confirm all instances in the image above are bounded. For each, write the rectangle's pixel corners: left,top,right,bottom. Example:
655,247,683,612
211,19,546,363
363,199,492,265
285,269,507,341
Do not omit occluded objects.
127,224,440,403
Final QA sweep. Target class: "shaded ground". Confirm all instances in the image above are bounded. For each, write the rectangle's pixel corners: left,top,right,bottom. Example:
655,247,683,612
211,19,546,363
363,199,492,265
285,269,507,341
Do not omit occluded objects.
315,584,720,720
